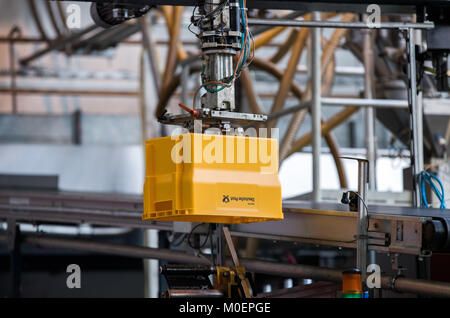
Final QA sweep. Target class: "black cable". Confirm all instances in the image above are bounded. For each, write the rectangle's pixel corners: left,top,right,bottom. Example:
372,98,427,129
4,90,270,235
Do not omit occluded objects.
188,5,200,36
203,0,228,20
209,224,216,266
168,232,187,247
187,223,211,250
342,190,370,233
353,191,370,216
191,0,229,31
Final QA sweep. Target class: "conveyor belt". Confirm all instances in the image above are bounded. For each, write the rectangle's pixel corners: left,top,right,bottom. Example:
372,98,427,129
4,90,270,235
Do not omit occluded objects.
283,200,450,219
1,190,450,255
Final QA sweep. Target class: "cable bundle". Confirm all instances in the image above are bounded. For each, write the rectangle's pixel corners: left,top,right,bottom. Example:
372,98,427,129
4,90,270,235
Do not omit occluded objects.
192,0,254,107
420,170,446,209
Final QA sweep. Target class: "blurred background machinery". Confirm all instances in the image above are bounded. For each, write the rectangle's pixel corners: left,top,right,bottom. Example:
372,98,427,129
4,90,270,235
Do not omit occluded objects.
0,0,450,298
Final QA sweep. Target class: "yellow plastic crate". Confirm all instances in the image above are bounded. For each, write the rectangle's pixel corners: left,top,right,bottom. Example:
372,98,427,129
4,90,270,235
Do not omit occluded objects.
142,133,283,224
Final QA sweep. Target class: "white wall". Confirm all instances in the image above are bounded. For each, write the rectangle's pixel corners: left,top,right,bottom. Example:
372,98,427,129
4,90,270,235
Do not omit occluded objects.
279,152,410,198
0,144,144,194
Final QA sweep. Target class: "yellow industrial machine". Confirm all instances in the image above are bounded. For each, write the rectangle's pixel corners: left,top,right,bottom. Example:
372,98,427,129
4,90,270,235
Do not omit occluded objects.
142,0,283,225
141,0,283,298
143,133,283,223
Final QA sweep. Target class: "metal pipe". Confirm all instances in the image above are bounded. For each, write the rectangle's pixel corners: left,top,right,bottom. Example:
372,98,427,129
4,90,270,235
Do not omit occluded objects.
253,27,286,50
2,234,450,297
268,102,311,121
270,29,299,64
251,11,304,36
415,30,424,180
139,15,162,93
311,11,321,202
321,97,408,108
0,37,201,47
240,258,342,283
45,1,62,38
8,27,21,114
266,14,310,131
0,90,411,104
363,26,377,191
28,0,49,42
248,18,434,30
362,18,377,271
56,1,69,34
381,275,450,298
287,107,359,158
181,65,190,106
241,68,265,115
407,28,423,207
20,25,98,65
0,204,171,231
164,289,224,298
357,159,369,283
20,235,209,265
144,229,159,298
160,6,188,61
161,6,184,90
73,23,139,53
0,87,139,97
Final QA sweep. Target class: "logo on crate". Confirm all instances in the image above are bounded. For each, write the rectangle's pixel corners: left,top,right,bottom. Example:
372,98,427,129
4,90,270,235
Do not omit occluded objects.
221,194,256,207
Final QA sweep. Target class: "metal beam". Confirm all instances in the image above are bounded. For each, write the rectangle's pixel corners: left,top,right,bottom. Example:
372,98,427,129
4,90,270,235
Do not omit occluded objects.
248,18,435,29
321,97,408,108
19,25,98,65
0,87,139,97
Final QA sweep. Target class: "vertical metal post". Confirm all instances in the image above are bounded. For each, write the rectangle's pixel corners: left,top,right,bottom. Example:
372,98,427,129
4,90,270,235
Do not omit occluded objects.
215,224,225,266
311,11,322,202
406,28,423,207
140,18,161,297
7,220,21,298
362,18,377,270
139,14,162,94
143,230,159,298
181,64,190,106
8,27,21,114
363,24,377,191
357,159,369,284
413,25,431,282
72,109,82,145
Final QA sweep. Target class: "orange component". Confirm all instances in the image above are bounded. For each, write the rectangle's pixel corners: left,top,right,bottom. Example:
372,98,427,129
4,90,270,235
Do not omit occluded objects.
342,269,363,294
177,103,198,117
